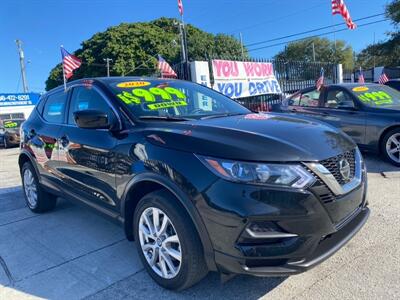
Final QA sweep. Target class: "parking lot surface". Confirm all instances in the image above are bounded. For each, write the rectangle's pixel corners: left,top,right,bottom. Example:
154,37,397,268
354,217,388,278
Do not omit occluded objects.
0,147,399,300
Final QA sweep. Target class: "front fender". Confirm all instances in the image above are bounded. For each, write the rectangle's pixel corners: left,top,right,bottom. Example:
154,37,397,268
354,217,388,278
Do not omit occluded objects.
120,172,217,271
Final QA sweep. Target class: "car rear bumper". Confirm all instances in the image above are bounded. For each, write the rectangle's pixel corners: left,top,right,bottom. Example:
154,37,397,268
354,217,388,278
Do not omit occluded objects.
213,207,369,276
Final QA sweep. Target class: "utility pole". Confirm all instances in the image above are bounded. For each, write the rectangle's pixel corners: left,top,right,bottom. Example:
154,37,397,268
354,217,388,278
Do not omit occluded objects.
312,42,316,62
15,39,28,92
239,32,245,60
103,58,112,77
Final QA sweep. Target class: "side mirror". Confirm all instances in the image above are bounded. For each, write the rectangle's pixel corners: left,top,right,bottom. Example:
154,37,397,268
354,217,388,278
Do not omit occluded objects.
74,110,112,129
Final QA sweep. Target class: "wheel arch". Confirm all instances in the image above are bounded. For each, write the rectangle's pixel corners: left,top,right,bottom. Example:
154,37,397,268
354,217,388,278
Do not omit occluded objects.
120,172,217,271
379,124,400,153
18,150,40,178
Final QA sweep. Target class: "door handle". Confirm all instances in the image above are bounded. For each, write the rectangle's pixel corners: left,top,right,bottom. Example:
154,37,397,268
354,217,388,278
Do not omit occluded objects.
60,136,69,147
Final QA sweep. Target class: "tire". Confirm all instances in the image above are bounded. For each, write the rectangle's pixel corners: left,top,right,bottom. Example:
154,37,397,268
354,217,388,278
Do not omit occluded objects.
21,162,57,213
3,137,7,149
381,128,400,167
133,189,208,291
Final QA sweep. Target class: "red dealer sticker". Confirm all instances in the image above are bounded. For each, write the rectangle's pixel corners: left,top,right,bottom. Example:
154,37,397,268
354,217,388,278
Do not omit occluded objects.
244,113,271,120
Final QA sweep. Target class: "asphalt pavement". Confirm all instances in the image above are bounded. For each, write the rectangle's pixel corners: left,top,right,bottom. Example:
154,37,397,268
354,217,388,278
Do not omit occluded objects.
0,147,399,300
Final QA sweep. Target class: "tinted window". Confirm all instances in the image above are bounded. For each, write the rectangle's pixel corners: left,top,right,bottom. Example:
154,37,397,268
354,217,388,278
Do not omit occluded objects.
325,89,354,108
106,79,249,119
43,92,67,124
288,89,320,107
68,86,114,125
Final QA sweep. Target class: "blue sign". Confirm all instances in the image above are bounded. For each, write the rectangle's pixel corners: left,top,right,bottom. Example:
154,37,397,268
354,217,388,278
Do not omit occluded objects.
0,93,41,107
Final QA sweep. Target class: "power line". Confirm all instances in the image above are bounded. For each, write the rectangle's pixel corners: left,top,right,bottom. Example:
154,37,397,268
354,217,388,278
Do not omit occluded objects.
226,2,326,35
248,19,389,52
245,13,386,48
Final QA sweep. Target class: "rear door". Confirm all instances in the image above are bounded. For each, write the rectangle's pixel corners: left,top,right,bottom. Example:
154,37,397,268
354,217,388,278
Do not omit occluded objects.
57,84,120,212
26,91,67,188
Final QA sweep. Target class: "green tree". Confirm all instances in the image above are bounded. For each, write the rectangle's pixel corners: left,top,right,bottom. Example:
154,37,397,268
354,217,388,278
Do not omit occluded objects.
45,18,247,90
357,0,399,68
273,37,354,69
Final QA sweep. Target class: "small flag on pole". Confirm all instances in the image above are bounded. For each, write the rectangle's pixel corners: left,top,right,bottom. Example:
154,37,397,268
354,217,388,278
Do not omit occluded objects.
61,47,82,79
157,55,177,78
358,67,365,84
378,70,389,84
177,0,184,16
316,68,325,91
332,0,357,30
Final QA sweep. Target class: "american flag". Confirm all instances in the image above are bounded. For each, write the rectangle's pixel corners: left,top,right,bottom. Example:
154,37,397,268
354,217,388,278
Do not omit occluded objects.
157,55,177,78
61,47,82,79
177,0,184,16
378,71,389,84
332,0,357,30
316,68,324,91
358,68,365,84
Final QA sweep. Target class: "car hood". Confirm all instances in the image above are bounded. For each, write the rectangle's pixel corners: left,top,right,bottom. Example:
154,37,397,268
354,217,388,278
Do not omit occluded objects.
140,113,355,162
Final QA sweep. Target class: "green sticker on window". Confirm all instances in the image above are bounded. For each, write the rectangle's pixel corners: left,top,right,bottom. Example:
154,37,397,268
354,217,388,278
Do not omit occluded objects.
147,100,188,110
3,121,18,128
358,91,393,105
116,87,186,106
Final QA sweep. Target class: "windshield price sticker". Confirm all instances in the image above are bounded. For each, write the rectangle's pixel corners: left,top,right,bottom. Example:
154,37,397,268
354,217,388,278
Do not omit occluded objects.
147,100,188,110
352,86,369,92
117,87,187,108
357,91,393,105
116,81,151,88
3,121,18,128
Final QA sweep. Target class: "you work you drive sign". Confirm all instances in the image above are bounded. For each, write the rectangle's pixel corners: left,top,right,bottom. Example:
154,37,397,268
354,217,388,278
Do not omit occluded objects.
211,60,282,99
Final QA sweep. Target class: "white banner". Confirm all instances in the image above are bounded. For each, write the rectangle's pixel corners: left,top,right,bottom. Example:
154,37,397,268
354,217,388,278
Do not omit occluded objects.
211,60,282,98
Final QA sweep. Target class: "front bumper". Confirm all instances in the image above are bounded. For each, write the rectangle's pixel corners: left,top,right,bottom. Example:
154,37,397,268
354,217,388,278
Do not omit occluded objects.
214,207,369,276
199,169,368,276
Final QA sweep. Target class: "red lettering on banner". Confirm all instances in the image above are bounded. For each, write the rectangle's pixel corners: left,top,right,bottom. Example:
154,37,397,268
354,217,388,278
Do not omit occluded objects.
243,62,273,77
213,60,239,78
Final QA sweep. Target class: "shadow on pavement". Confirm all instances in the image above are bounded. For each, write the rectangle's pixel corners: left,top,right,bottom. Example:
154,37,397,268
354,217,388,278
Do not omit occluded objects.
86,270,286,300
362,151,399,174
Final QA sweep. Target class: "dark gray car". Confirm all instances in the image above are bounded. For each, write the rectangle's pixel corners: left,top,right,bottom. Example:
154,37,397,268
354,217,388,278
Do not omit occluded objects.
277,83,400,166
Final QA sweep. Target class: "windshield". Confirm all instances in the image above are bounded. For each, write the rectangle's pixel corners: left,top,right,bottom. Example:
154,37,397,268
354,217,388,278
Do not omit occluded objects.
351,85,400,108
106,79,250,120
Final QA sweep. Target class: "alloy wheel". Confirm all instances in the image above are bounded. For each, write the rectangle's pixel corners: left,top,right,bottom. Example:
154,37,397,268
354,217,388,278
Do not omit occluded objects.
386,133,400,163
23,168,38,208
138,207,182,279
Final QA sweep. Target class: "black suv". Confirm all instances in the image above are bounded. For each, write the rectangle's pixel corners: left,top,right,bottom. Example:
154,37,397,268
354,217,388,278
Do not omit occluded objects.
19,78,369,290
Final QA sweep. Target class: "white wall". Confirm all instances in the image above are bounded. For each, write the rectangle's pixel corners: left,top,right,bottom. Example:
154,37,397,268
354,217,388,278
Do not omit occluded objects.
0,105,35,119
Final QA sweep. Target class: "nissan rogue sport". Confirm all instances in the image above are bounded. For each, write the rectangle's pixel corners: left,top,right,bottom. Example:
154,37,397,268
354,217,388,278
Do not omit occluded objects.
19,77,369,290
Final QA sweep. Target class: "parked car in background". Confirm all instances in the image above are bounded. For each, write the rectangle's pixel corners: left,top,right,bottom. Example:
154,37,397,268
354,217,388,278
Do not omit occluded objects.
19,77,369,290
0,118,25,148
384,79,400,91
275,83,400,166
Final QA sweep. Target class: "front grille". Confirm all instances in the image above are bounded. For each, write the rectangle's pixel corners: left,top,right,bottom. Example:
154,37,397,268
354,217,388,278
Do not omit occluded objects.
320,149,356,185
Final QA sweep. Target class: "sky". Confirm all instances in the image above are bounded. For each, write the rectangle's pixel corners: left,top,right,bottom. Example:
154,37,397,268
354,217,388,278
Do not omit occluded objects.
0,0,393,93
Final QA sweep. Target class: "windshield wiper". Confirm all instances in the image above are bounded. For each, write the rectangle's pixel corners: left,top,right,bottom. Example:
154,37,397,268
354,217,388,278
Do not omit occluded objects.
200,113,247,120
139,116,192,122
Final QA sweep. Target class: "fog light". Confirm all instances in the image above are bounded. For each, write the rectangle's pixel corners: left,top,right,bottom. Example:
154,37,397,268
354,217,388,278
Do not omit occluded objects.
246,222,298,239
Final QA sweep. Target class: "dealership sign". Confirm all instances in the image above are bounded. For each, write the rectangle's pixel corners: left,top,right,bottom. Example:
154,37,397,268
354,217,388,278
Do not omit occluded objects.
211,60,282,98
0,93,40,107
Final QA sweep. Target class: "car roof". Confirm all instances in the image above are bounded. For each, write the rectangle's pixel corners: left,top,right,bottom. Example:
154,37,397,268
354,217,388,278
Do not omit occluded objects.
46,76,181,94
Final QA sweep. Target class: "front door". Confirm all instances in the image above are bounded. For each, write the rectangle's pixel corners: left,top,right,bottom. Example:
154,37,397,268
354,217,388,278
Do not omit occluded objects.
57,84,119,212
316,87,366,146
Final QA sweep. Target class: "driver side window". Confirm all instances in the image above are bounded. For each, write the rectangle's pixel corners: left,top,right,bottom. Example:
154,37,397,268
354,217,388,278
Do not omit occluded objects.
325,89,354,109
68,86,114,125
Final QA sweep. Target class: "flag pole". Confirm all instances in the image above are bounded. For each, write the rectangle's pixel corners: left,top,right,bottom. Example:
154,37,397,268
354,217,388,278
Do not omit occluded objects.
61,45,67,92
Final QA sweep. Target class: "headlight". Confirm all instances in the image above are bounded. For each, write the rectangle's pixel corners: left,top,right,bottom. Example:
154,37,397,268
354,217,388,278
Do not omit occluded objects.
197,155,315,188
